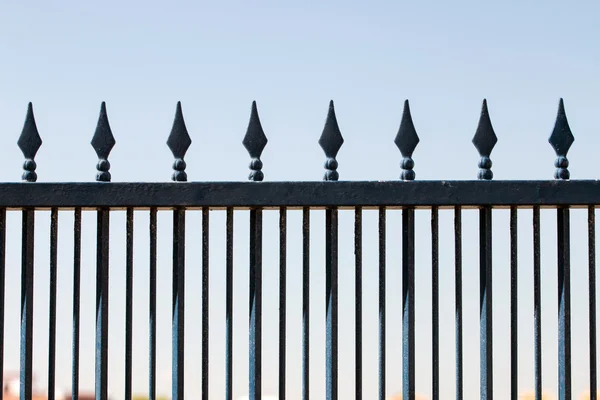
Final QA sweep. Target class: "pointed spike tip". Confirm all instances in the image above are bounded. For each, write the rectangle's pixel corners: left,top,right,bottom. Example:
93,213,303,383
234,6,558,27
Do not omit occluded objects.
394,100,420,158
403,99,411,115
242,101,268,159
18,100,43,161
558,98,565,115
25,103,34,120
166,102,192,159
318,100,344,160
90,101,116,160
548,97,574,157
471,99,498,157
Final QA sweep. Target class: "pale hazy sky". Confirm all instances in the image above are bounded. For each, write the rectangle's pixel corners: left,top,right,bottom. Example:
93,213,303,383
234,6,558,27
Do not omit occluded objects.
1,1,600,399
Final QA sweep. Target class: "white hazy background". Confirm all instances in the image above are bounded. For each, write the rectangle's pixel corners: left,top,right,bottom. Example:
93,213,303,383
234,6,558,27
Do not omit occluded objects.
1,1,600,399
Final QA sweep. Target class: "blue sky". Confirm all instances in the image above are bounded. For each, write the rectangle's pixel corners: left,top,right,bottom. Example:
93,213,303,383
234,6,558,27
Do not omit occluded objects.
1,1,599,399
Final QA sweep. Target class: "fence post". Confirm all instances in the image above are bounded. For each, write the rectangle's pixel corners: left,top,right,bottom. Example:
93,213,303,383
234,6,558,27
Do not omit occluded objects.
472,99,497,400
549,99,574,400
167,102,192,400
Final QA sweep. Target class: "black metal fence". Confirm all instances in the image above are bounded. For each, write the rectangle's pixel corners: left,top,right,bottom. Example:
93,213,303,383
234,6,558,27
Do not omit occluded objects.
2,98,598,400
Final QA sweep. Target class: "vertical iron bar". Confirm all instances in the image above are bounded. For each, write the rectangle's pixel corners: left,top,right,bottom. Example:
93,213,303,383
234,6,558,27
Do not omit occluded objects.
48,208,58,400
202,208,209,400
355,207,362,400
589,205,597,400
557,206,571,400
72,208,81,400
172,207,185,400
225,208,234,400
20,208,35,400
455,206,463,400
479,206,493,400
95,208,110,400
510,207,518,400
249,208,263,400
379,207,386,400
0,209,5,400
402,207,415,400
302,207,310,400
326,207,339,400
533,206,542,400
125,208,134,400
149,208,157,400
431,207,439,400
279,207,287,400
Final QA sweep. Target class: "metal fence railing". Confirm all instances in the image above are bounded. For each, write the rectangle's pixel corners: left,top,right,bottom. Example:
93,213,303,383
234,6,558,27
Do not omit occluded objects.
2,98,595,400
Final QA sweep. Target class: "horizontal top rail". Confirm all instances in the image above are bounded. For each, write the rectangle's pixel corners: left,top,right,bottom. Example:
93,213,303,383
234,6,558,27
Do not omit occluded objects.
0,180,598,209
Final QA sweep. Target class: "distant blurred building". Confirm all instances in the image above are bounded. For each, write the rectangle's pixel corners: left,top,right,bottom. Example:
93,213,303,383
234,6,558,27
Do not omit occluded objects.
386,394,428,400
579,392,599,400
518,391,555,400
3,372,96,400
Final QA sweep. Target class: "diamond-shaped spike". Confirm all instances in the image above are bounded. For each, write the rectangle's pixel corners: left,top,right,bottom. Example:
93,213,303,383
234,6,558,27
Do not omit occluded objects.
167,102,192,182
394,100,420,181
17,102,42,182
243,101,268,158
319,100,344,158
167,102,192,159
90,102,116,182
472,99,497,157
319,100,344,181
549,98,574,180
472,99,497,180
242,101,268,181
91,102,116,160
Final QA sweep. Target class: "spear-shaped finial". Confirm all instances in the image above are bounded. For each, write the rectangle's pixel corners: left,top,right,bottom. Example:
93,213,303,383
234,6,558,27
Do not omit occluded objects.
472,99,498,180
548,98,574,180
166,102,192,182
17,103,43,182
242,101,268,182
90,102,116,182
394,100,420,181
318,100,344,181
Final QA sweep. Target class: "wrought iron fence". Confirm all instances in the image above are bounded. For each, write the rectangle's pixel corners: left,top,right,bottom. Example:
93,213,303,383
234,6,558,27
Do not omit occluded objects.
2,98,597,400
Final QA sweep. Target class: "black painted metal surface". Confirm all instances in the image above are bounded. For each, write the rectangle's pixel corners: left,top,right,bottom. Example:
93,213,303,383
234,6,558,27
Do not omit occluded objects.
202,207,209,400
20,209,34,400
2,98,597,400
354,207,362,400
1,180,600,208
395,100,420,181
91,103,115,183
243,102,268,182
72,208,81,400
95,208,110,400
167,102,192,182
172,208,185,400
302,207,310,400
319,101,344,182
248,208,263,400
454,206,463,400
17,103,42,183
48,208,58,400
